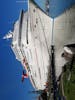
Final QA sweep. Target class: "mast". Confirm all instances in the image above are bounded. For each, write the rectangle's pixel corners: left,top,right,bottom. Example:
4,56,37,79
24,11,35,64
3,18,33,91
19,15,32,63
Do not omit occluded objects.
26,0,29,44
50,19,60,100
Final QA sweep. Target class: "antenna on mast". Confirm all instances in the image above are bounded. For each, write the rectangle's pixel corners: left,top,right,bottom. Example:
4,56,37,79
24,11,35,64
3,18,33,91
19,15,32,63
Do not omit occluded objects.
51,18,54,46
3,31,13,40
28,0,29,12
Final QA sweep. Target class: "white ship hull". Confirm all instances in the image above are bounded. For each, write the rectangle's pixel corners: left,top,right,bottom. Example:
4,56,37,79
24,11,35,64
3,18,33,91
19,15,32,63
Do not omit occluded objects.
4,1,75,90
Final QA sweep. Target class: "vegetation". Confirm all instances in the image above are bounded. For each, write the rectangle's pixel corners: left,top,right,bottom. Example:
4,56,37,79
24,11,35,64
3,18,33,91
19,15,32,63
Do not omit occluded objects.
63,63,75,100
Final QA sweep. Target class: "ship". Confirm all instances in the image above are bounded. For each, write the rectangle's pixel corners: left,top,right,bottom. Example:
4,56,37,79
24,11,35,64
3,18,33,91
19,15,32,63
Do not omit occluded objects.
3,0,75,99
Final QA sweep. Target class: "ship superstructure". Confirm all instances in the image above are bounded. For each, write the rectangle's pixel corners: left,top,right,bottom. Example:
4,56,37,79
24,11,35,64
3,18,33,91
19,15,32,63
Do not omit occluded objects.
3,0,75,94
5,1,51,90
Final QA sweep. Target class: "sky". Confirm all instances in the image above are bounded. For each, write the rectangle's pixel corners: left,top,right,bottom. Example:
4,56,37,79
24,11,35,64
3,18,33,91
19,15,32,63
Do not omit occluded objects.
34,0,75,18
0,0,36,100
